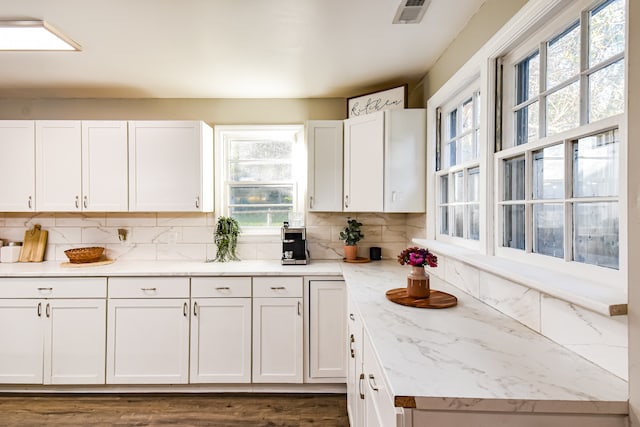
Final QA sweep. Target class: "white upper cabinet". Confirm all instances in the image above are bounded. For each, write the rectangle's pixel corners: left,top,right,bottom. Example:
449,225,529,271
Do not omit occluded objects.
0,121,35,212
81,121,128,212
306,120,343,212
128,121,213,212
35,121,82,212
343,109,426,213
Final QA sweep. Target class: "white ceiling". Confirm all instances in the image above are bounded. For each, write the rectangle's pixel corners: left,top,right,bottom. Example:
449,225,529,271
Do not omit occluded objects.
0,0,486,99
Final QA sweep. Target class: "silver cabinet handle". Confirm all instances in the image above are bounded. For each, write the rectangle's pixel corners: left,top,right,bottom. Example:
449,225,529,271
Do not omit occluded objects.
46,303,51,318
193,301,198,317
349,313,355,321
28,196,32,209
75,195,79,208
349,334,355,358
345,195,349,209
309,196,314,209
359,373,365,400
37,287,53,293
368,374,379,391
215,287,230,291
183,302,188,317
37,302,42,317
297,300,301,316
83,195,88,208
141,287,157,292
270,286,286,291
195,196,200,209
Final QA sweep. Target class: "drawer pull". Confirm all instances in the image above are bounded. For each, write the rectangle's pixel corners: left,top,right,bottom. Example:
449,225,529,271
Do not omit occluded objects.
270,286,286,291
349,334,355,358
37,287,53,293
215,287,230,291
359,373,365,400
141,287,157,292
368,374,379,391
37,302,42,317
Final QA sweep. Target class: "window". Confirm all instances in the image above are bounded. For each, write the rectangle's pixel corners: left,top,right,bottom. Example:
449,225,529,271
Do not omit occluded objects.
215,125,305,231
436,87,481,244
499,0,624,270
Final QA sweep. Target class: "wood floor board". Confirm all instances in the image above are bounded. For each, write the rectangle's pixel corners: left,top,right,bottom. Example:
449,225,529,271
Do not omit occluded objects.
0,393,349,426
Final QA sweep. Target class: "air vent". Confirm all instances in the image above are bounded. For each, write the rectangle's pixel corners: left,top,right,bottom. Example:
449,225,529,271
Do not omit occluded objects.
392,0,431,24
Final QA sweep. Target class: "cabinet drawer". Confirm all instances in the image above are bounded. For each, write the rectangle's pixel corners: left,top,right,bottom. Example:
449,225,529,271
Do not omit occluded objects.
0,278,106,298
108,277,189,298
191,277,251,298
364,332,397,427
253,277,302,298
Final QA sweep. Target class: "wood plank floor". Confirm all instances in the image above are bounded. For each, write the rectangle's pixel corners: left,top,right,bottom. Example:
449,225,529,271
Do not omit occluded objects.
0,393,349,426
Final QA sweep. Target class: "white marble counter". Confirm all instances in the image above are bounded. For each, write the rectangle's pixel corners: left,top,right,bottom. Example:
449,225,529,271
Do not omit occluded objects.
0,259,342,277
340,261,628,415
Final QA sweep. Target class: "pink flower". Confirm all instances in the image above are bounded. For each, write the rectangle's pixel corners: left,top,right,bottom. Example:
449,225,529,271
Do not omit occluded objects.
397,246,438,268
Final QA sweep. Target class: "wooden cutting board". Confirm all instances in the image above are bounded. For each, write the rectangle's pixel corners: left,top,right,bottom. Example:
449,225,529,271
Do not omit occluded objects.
19,224,48,262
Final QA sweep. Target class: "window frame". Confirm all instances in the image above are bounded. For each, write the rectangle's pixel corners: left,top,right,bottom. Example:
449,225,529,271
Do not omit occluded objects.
214,125,306,235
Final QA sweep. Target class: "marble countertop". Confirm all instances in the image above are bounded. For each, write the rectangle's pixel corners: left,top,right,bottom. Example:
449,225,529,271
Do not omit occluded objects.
340,262,629,415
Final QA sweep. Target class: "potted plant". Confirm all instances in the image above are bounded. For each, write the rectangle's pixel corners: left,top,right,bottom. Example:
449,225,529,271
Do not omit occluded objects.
213,216,240,262
339,218,364,260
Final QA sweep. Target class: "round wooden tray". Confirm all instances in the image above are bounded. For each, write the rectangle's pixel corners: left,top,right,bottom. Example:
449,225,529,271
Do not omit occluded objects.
385,288,457,309
343,257,370,263
60,259,115,268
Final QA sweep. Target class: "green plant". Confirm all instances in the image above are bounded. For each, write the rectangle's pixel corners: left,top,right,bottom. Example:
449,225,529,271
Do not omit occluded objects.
339,218,364,246
213,216,240,262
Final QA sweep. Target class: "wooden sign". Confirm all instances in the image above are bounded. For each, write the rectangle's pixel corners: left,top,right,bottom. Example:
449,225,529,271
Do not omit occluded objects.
347,84,407,118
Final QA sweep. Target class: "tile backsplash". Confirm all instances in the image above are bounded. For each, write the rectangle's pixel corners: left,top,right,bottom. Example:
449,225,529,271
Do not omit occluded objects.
0,212,426,262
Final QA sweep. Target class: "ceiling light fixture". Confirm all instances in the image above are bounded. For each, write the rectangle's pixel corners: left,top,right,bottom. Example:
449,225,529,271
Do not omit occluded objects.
392,0,431,24
0,20,81,51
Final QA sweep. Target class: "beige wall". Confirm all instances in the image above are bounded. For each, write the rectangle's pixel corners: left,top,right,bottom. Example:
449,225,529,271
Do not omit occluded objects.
0,97,346,124
421,0,528,101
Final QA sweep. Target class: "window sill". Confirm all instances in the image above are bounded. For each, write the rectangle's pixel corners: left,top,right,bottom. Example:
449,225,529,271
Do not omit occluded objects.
413,238,627,317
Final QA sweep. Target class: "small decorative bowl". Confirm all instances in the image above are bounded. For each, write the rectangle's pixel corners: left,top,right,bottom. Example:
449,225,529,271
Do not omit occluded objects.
64,247,105,264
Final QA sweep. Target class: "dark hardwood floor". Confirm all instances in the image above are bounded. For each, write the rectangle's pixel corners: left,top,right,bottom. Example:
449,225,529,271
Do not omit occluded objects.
0,393,349,427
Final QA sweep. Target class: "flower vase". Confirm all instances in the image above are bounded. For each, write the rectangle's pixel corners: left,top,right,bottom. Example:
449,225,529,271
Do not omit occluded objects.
407,266,430,298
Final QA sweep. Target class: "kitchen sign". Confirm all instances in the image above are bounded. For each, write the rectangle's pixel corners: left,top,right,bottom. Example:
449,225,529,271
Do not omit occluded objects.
347,84,407,118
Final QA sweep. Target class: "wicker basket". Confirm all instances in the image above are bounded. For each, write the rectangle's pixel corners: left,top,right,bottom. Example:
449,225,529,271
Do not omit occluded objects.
64,247,105,264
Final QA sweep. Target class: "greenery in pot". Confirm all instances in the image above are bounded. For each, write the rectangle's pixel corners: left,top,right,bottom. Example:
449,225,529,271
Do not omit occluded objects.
339,218,364,245
213,216,240,262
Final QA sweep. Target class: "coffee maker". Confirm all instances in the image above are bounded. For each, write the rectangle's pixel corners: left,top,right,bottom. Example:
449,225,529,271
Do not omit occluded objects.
281,222,308,265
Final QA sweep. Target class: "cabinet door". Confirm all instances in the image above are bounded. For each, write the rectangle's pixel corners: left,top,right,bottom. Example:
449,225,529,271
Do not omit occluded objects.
190,298,251,383
347,297,364,427
45,299,106,385
252,297,303,383
128,121,213,212
344,112,384,212
35,120,82,211
0,121,35,212
81,121,128,212
309,280,347,379
106,298,190,384
307,120,343,212
0,299,44,384
384,109,426,212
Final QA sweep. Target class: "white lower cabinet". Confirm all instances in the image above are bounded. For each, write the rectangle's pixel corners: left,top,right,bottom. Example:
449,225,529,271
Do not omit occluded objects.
346,296,364,427
190,277,252,383
106,278,190,384
0,278,106,385
252,277,303,383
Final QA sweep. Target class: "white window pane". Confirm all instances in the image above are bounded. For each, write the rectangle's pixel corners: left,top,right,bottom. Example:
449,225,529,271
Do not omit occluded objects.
515,101,539,146
447,141,457,167
589,60,624,122
516,52,540,104
467,167,480,202
573,202,619,269
460,133,475,163
229,163,292,181
462,98,474,132
533,144,564,199
453,206,464,237
440,175,449,203
573,130,619,197
589,0,625,67
547,23,580,89
448,110,457,140
503,156,525,201
475,92,481,127
502,204,525,250
230,185,294,206
467,203,480,241
440,206,449,235
229,139,292,161
533,204,564,258
230,205,291,227
453,171,464,202
547,81,580,136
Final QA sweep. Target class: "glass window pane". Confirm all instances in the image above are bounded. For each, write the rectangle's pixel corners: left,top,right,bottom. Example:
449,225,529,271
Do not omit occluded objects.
447,141,457,167
502,204,525,250
453,171,464,202
533,144,564,199
515,102,539,145
453,206,464,238
516,51,540,104
460,133,475,163
448,110,457,140
573,202,619,269
229,186,294,205
573,130,619,197
547,23,580,89
589,60,624,122
468,204,480,240
503,156,525,201
533,204,564,258
230,205,291,227
475,92,481,127
467,167,480,202
229,139,292,161
440,175,449,204
440,206,449,235
229,162,292,181
589,0,625,67
547,81,580,136
462,98,474,132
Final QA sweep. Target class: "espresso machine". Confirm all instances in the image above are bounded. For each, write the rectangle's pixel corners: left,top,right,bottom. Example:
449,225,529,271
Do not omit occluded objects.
281,222,308,265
